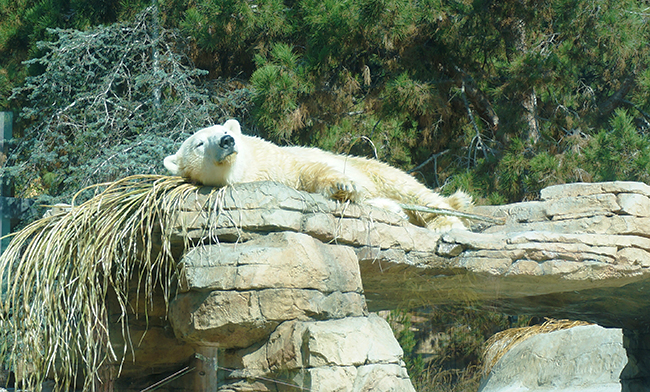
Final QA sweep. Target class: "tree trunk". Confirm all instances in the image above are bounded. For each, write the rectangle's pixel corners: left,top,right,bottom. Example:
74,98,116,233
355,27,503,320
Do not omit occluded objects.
522,88,540,145
464,78,499,130
511,18,540,145
452,66,499,131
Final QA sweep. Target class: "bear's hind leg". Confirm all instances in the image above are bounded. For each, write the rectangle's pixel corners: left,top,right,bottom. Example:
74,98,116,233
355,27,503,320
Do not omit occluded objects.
409,189,472,231
425,215,466,232
366,197,409,220
447,190,473,211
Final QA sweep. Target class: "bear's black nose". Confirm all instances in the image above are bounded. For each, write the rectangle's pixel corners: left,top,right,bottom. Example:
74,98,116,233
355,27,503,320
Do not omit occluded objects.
220,135,235,149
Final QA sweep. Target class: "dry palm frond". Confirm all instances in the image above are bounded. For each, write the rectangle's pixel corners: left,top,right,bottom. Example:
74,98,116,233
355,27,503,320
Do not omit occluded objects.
0,175,221,391
481,318,592,377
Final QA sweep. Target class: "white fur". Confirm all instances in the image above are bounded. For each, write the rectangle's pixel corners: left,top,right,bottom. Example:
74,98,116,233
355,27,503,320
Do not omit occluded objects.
164,119,472,231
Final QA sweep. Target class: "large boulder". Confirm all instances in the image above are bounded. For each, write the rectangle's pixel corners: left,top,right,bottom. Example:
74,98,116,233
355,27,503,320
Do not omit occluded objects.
479,325,627,392
218,314,414,392
168,231,366,349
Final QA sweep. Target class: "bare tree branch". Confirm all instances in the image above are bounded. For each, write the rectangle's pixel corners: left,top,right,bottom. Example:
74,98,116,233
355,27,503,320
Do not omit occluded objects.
598,74,637,116
400,204,506,225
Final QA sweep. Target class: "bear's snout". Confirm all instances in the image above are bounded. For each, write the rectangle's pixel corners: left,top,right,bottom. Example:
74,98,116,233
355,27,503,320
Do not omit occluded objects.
204,133,237,164
220,135,235,149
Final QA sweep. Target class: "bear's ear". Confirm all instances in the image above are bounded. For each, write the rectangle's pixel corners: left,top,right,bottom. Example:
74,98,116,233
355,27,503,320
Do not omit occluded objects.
223,119,241,135
164,154,180,175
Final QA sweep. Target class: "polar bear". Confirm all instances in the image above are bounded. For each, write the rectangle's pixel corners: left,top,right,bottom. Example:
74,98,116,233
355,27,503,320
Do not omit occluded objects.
164,119,472,231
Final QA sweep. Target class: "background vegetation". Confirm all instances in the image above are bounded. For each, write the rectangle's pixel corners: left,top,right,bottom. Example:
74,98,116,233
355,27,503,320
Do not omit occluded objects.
2,0,650,390
387,307,530,391
3,0,650,208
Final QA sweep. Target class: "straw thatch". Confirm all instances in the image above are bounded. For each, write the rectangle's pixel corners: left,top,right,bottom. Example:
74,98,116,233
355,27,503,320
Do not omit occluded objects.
0,175,225,391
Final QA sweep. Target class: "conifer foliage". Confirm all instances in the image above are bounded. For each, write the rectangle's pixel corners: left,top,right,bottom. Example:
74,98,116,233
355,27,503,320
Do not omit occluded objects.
3,0,650,207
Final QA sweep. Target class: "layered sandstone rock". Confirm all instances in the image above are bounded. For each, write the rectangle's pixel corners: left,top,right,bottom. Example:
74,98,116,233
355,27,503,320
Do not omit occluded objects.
110,180,650,390
124,189,419,390
164,231,416,391
162,180,650,329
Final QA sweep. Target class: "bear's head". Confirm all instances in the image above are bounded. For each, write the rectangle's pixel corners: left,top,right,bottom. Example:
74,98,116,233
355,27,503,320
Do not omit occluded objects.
164,119,243,186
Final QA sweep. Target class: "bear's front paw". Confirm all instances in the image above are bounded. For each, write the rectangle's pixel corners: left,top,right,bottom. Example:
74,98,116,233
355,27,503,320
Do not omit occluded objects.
329,181,358,202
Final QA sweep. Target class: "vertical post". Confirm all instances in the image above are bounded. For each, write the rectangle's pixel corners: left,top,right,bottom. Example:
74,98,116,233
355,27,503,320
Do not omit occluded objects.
0,112,12,253
151,0,161,108
191,347,219,391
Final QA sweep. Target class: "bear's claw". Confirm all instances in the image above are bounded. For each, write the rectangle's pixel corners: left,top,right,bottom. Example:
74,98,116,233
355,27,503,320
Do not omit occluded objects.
329,181,358,202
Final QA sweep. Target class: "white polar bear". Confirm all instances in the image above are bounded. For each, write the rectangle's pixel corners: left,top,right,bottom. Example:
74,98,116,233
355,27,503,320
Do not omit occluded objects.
164,119,472,231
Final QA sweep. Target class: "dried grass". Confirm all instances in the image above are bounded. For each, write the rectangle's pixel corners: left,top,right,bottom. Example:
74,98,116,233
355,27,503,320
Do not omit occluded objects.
0,175,224,391
482,318,592,377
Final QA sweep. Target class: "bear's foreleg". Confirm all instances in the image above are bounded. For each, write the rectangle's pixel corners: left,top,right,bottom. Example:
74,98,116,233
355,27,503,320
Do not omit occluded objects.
295,162,359,202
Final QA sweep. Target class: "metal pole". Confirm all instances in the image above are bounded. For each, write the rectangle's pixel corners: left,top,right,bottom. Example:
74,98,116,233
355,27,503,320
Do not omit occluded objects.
192,347,219,390
0,111,13,253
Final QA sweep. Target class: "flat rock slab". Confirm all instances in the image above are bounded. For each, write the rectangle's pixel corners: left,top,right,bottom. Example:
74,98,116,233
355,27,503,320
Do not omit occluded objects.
168,181,650,329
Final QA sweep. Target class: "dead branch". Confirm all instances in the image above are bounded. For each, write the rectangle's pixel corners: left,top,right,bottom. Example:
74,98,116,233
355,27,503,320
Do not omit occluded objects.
400,204,506,225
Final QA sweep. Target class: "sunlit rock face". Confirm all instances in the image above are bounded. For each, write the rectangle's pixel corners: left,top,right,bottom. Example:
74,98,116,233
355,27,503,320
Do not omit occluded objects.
111,180,650,390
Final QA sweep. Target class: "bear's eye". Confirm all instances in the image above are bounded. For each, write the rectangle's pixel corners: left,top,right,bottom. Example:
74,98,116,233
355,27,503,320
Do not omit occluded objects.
195,141,204,148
